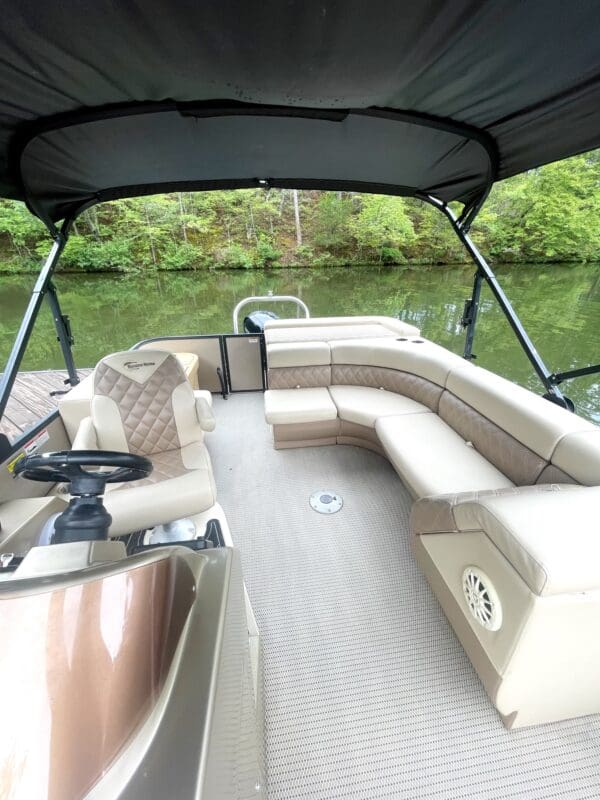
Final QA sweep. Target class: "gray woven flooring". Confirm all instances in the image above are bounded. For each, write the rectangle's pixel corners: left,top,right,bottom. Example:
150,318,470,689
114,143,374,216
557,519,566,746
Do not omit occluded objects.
208,393,600,800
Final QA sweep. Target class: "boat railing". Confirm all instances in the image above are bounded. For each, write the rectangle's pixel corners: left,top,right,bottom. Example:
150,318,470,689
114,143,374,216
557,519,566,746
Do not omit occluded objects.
232,294,310,334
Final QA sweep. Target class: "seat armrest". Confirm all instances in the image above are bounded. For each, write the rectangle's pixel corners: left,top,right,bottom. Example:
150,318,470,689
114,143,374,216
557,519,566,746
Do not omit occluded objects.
72,416,99,451
195,396,216,432
410,484,584,537
193,389,213,408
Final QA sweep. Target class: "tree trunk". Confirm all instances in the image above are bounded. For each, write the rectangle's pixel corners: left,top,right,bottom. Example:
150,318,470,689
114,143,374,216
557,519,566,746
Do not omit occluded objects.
178,192,188,242
293,189,302,246
87,207,101,242
9,233,22,259
144,204,158,266
248,200,259,243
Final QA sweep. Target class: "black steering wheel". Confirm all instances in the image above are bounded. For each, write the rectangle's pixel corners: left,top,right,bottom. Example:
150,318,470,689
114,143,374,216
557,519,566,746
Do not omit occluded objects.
14,451,153,545
14,450,152,495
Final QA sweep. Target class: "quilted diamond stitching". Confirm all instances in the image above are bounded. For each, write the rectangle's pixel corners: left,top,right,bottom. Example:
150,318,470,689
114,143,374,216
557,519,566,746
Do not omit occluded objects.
268,366,331,389
95,358,185,455
438,392,547,486
331,364,442,411
110,448,190,490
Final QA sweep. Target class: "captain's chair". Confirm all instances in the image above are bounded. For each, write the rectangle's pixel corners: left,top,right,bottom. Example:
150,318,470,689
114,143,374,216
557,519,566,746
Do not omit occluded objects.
72,350,217,536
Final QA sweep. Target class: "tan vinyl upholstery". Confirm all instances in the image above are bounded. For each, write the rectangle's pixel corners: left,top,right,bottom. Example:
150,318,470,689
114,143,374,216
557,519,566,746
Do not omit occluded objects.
446,366,594,459
329,385,430,428
194,392,215,431
437,391,548,486
330,364,443,411
329,337,467,385
267,365,332,389
376,413,514,497
548,429,600,485
74,350,217,536
262,315,600,727
175,351,200,389
267,341,330,368
267,338,332,389
410,485,595,595
264,315,420,343
264,387,337,425
411,486,600,727
59,351,206,443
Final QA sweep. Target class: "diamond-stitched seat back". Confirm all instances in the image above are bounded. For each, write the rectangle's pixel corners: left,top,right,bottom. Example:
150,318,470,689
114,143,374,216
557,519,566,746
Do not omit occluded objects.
93,351,189,455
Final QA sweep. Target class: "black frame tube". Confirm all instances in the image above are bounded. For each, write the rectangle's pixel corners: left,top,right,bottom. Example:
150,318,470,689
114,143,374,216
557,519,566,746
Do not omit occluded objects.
551,363,600,384
0,221,73,422
45,281,79,388
424,195,567,404
462,269,483,360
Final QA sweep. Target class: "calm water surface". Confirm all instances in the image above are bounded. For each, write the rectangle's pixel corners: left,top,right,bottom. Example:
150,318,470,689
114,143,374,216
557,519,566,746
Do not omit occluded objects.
1,263,598,422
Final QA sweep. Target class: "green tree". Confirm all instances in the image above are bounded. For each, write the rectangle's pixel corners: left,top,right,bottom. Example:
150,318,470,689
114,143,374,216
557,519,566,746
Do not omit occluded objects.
351,195,416,263
311,193,354,251
475,153,600,262
1,149,600,273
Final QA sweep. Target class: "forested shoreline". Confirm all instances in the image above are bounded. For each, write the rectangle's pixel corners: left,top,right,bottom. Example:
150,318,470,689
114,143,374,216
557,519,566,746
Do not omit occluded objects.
1,151,598,274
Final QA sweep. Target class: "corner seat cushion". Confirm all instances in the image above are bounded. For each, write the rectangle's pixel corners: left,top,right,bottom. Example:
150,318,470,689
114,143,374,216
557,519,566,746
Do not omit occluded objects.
440,486,600,595
549,429,600,486
328,385,431,428
264,387,337,425
376,413,514,498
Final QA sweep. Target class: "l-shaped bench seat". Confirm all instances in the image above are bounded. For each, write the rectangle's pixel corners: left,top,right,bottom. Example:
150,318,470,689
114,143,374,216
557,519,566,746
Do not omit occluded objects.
264,323,600,493
263,316,600,728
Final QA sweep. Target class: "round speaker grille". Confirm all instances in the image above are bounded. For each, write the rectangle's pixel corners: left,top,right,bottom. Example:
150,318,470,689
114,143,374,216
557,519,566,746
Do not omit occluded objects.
462,567,502,631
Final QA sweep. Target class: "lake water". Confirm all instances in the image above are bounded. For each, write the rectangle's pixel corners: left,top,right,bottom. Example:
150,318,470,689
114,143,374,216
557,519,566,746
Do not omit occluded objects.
1,263,599,423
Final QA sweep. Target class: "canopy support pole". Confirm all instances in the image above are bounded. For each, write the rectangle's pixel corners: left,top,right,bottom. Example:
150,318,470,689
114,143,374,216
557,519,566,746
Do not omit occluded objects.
461,269,483,360
425,195,568,407
45,281,80,390
0,221,74,423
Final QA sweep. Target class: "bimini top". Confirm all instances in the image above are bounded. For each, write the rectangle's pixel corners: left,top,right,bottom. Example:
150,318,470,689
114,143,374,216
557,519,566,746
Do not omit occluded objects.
1,1,599,231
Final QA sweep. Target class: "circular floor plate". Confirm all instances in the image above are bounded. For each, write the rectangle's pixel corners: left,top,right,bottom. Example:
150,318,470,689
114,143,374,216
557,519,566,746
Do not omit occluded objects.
310,490,343,514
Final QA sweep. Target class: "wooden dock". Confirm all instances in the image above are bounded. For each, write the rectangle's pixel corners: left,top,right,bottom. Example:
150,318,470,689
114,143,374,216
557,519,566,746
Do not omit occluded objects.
0,369,92,443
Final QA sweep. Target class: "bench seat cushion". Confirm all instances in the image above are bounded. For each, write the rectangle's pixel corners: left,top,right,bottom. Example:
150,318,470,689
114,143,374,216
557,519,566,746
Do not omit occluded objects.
330,337,468,386
328,385,431,428
264,387,337,425
447,365,594,460
376,413,514,498
264,316,419,343
267,341,331,368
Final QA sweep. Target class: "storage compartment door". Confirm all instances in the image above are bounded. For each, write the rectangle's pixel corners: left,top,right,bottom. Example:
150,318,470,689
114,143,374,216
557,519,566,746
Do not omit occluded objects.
224,335,265,392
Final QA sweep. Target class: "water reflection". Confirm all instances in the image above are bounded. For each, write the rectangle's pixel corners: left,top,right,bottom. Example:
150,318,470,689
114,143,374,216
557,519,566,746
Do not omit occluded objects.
1,263,598,422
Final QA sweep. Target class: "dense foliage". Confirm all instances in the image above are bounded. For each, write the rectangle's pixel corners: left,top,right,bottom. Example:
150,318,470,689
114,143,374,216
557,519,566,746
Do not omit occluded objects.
0,151,598,273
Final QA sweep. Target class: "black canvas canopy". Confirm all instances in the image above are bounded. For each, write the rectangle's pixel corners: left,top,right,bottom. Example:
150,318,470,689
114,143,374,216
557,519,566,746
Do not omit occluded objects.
2,0,600,440
1,0,600,232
